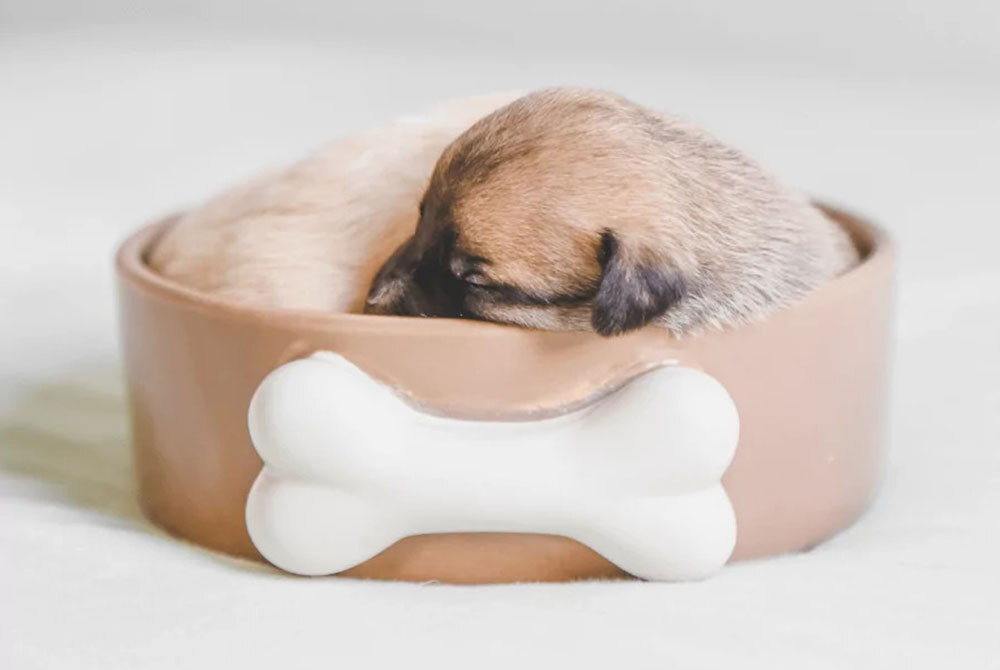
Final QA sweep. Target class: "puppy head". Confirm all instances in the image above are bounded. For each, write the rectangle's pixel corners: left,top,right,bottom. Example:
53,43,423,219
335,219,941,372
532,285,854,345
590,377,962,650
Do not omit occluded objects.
364,89,688,336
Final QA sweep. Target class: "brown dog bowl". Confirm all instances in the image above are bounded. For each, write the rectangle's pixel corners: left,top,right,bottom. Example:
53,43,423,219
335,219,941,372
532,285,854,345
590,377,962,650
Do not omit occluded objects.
116,205,893,583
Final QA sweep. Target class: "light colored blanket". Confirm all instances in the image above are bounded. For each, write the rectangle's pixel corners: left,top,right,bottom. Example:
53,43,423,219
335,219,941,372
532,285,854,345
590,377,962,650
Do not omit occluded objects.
2,31,998,670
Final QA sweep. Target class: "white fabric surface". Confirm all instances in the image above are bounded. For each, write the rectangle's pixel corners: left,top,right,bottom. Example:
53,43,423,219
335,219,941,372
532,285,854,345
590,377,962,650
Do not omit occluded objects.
2,26,999,669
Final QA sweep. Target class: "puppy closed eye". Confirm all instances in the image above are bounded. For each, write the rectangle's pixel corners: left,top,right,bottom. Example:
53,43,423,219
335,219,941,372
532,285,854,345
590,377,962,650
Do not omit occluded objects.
460,272,498,289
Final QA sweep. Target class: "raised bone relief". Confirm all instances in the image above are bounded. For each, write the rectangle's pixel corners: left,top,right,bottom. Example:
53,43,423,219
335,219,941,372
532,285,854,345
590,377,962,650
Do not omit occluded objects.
245,352,740,581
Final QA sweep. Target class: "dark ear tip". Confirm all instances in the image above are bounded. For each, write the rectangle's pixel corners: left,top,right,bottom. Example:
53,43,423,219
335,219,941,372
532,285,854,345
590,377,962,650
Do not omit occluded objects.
590,235,686,337
591,310,655,337
590,310,629,337
591,317,618,337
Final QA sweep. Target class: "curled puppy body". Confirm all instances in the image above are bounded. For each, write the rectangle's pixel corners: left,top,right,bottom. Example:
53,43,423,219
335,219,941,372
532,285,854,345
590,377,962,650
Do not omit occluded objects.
149,92,521,312
365,88,859,336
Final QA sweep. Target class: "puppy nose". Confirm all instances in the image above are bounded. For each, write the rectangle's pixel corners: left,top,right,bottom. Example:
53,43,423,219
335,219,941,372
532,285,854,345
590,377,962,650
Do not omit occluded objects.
364,276,404,314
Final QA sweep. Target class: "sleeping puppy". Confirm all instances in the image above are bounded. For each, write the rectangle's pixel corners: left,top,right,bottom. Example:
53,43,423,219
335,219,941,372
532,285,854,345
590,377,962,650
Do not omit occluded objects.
364,88,858,335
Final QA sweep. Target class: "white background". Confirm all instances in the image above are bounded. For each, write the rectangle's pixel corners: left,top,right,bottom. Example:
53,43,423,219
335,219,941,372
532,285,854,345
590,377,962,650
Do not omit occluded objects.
1,1,999,668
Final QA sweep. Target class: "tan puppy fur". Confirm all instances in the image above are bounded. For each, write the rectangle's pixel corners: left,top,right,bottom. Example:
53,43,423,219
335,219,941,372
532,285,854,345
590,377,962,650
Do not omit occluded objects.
365,88,858,335
149,92,521,312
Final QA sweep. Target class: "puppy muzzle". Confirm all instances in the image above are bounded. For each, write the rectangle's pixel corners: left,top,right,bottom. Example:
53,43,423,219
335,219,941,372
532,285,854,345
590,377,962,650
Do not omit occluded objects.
364,265,465,319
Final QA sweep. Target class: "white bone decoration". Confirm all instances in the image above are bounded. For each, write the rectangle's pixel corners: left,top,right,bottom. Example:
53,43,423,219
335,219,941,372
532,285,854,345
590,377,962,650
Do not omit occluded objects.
245,352,740,581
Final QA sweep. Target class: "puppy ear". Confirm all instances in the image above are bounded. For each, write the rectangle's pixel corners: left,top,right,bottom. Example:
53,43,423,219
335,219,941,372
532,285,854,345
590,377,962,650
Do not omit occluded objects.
591,231,686,337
